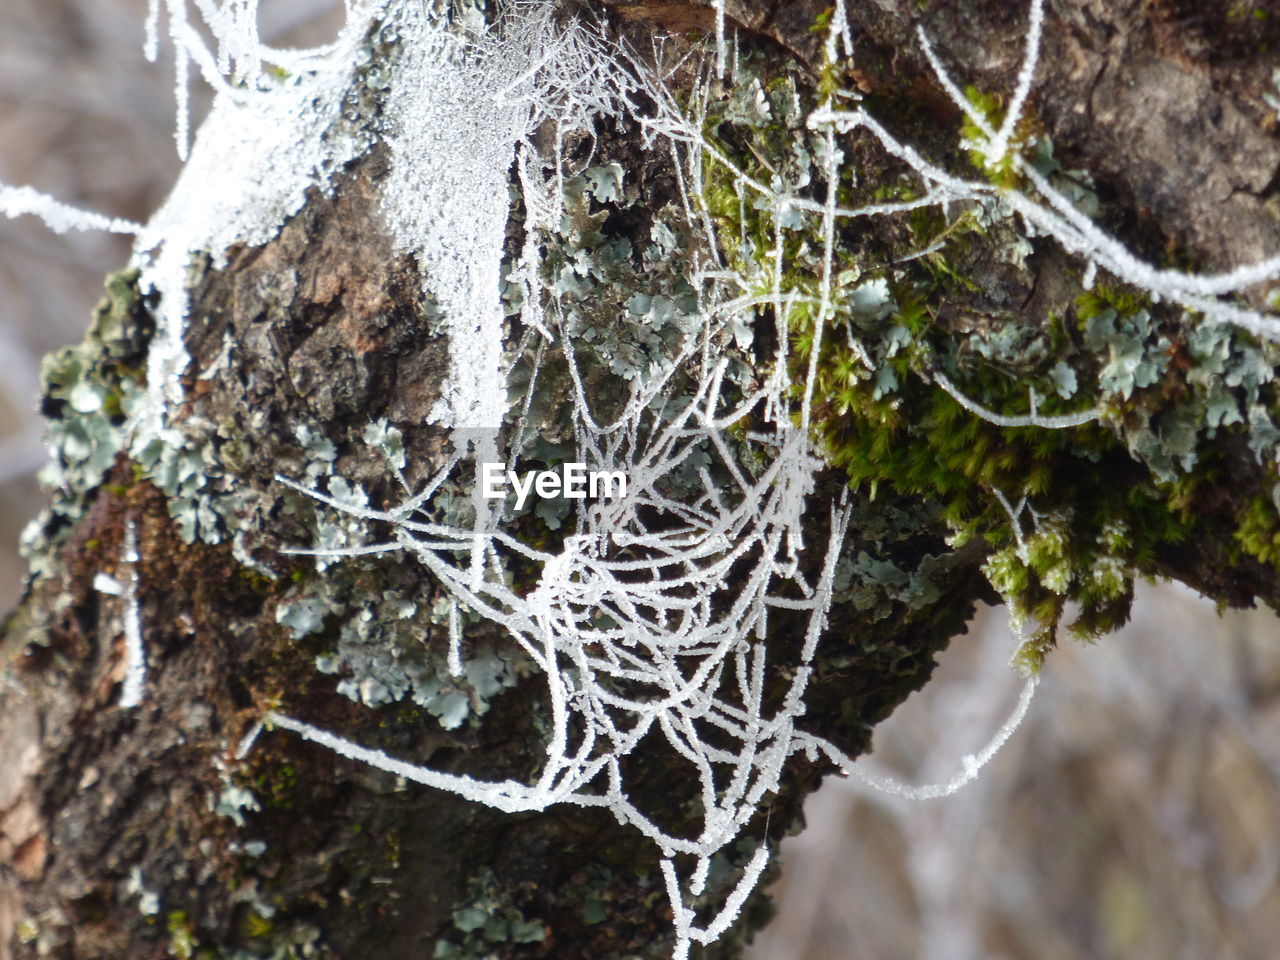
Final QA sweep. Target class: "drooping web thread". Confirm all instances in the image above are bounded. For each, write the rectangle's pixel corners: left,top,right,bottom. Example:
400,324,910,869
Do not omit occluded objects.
10,0,1280,956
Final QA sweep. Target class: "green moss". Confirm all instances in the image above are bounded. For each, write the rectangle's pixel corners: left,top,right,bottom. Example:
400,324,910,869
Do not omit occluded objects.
1236,495,1280,565
167,910,199,959
959,86,1018,186
240,911,274,940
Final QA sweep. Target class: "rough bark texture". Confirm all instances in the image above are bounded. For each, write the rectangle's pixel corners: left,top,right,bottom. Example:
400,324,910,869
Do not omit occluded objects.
3,2,1280,958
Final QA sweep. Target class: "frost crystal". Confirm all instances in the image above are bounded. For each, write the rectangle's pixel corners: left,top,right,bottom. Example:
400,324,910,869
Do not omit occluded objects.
130,0,387,445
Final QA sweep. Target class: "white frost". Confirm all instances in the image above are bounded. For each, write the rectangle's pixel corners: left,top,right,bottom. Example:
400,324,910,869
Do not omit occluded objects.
379,10,524,433
130,0,389,445
119,518,147,710
23,0,1280,955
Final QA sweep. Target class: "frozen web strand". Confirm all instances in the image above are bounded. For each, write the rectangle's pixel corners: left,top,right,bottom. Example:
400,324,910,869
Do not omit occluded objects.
664,844,771,960
1009,164,1280,336
712,0,727,78
119,519,148,709
915,0,1042,167
983,0,1043,167
144,0,161,61
813,96,1280,340
265,712,577,811
806,675,1040,801
914,23,992,145
1,184,142,235
932,371,1101,429
234,719,265,761
823,0,854,64
909,0,1280,337
144,0,327,158
991,486,1033,561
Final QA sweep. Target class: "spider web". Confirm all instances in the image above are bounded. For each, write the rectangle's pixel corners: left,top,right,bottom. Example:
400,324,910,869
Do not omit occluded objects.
263,2,1280,952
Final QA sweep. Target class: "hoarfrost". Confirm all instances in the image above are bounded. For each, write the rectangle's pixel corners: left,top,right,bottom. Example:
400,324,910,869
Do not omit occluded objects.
379,10,519,433
119,519,147,709
15,0,1280,956
130,0,387,444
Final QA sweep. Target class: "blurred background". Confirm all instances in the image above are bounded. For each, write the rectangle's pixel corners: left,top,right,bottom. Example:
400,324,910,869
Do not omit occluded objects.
746,595,1280,960
3,4,1279,959
0,0,177,608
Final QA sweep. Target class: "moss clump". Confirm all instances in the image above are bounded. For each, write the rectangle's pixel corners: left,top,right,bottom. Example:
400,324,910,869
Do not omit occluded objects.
1236,495,1280,565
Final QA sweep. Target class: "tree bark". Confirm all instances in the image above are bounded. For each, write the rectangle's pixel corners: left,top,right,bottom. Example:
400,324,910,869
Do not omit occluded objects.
3,2,1280,958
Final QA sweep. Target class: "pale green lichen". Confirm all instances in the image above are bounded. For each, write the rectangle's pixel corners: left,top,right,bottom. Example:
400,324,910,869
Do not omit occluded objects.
432,868,546,958
212,783,262,829
20,269,149,578
277,427,535,729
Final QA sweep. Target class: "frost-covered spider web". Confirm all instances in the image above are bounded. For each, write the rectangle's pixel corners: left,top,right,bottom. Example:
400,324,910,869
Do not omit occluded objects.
261,9,868,947
261,1,1040,949
255,0,1280,949
8,0,1280,956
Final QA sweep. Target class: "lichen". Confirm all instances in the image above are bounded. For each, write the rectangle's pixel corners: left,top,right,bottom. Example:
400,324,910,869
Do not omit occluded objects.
18,269,152,578
432,868,546,958
275,425,537,729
